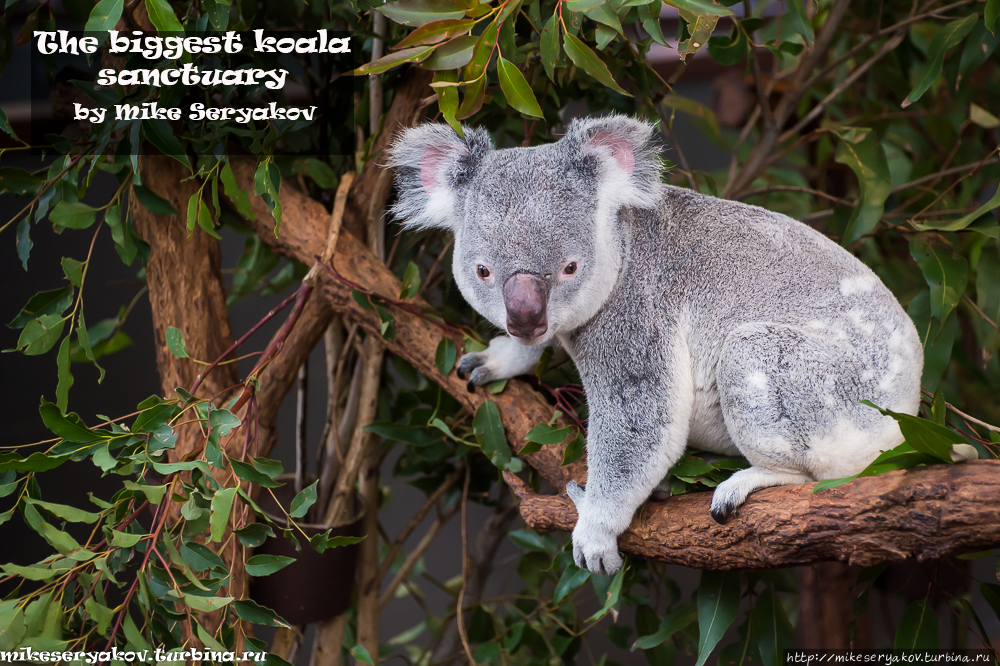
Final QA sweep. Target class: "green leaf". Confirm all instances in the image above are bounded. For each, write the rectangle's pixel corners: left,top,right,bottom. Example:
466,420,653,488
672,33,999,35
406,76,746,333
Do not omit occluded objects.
585,2,624,36
394,17,475,48
144,0,184,32
131,185,178,219
0,107,19,141
860,402,963,463
894,600,939,649
182,594,234,613
84,0,123,32
233,600,291,629
509,529,556,552
678,11,719,59
632,603,697,650
910,235,968,322
563,32,630,96
561,430,585,466
310,530,365,553
236,522,275,548
638,1,669,46
377,0,464,26
553,566,590,604
109,530,143,548
665,0,731,15
834,128,892,246
1,563,57,581
586,562,626,621
421,35,477,70
39,399,103,444
24,498,100,523
59,257,83,287
8,288,73,329
541,16,561,81
786,0,813,43
124,481,168,505
16,219,31,270
203,0,230,30
916,183,1000,233
400,261,421,299
351,646,375,665
474,399,511,469
981,583,1000,621
38,521,85,555
695,570,741,666
355,45,435,75
525,422,576,445
907,291,958,391
0,168,42,196
55,337,73,413
220,162,254,221
707,23,747,65
143,119,191,172
751,585,794,666
245,554,296,576
903,14,978,107
210,487,237,541
14,314,64,355
50,202,98,230
209,409,241,448
497,56,544,118
988,0,999,33
83,598,113,636
435,337,457,375
289,480,318,518
229,458,284,488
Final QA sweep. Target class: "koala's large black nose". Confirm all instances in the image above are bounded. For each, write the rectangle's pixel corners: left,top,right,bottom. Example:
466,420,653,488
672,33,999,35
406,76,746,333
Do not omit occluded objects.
504,273,548,339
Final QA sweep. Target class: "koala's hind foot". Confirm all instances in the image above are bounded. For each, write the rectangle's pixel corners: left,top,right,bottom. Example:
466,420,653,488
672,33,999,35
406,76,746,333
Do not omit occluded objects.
456,336,547,392
567,481,624,575
709,467,812,524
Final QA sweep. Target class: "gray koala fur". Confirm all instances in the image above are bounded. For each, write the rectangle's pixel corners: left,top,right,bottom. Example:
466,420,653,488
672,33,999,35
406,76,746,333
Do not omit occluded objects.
388,115,926,575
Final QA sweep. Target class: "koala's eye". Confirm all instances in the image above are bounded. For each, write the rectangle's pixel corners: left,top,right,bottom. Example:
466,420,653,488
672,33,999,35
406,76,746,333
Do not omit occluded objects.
476,265,491,280
563,262,578,276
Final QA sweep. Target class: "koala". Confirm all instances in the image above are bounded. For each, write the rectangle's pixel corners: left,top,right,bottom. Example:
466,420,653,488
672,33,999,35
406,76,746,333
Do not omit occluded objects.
388,115,925,575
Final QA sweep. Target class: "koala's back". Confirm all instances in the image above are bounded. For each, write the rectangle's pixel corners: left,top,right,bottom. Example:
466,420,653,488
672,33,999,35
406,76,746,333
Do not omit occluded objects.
600,185,923,471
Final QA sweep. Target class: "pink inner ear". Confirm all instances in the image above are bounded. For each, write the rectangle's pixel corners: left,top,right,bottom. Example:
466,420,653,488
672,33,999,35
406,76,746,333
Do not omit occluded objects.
587,130,635,177
420,146,446,192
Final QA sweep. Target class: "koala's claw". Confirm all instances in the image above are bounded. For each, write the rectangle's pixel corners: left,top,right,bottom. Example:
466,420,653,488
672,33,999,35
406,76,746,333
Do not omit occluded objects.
709,499,735,525
458,353,497,390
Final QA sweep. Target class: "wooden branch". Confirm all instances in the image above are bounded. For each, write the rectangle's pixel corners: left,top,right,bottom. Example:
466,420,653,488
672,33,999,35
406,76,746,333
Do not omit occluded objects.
506,461,1000,570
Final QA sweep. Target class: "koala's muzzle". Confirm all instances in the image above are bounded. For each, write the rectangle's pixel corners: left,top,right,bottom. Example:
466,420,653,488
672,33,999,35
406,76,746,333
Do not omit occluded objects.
504,273,548,340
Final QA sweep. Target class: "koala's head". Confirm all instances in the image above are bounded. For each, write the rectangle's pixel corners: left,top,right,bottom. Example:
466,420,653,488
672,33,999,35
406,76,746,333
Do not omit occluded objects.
388,115,662,346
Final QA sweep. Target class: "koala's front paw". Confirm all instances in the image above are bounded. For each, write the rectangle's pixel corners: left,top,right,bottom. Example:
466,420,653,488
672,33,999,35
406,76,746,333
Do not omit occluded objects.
566,481,623,575
456,352,495,392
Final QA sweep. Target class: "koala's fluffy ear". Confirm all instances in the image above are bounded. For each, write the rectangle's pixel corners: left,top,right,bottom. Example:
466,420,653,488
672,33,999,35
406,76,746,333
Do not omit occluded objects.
388,124,493,230
563,115,663,211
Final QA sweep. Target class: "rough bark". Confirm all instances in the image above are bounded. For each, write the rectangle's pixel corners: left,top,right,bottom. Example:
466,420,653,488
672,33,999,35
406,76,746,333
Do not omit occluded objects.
508,462,1000,570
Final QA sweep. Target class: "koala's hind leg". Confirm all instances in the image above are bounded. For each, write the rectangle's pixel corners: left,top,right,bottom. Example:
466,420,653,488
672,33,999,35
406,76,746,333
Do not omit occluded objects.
457,336,547,391
711,322,891,523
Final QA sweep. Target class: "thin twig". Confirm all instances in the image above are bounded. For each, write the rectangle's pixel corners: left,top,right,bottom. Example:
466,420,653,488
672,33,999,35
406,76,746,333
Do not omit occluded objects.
456,466,477,666
378,502,459,610
294,362,308,495
377,465,464,583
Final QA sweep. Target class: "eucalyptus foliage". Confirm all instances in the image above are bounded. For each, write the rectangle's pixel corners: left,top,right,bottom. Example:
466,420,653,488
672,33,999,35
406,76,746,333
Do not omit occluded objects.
1,0,1000,661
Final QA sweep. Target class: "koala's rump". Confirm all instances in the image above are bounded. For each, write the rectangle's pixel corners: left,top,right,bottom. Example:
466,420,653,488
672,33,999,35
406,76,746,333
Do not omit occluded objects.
614,187,922,472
